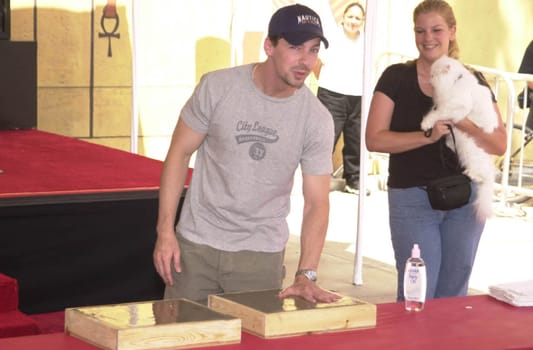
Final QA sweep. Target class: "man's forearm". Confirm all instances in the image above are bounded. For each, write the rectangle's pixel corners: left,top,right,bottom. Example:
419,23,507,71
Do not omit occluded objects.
297,204,329,272
156,160,189,237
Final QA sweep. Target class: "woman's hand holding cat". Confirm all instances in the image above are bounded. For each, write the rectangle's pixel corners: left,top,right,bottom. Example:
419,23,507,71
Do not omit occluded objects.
425,120,451,143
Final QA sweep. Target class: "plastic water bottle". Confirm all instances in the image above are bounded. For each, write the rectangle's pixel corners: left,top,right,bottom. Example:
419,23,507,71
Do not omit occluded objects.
404,243,426,311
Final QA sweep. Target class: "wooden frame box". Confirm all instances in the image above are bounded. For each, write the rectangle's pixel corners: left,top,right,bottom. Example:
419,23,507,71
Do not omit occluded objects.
65,299,241,350
208,289,376,338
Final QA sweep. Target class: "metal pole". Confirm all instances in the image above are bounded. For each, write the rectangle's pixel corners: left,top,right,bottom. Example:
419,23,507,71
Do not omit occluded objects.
353,0,378,285
130,0,139,154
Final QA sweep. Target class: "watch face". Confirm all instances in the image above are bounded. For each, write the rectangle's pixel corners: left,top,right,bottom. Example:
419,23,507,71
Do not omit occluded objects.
296,269,317,281
303,270,317,281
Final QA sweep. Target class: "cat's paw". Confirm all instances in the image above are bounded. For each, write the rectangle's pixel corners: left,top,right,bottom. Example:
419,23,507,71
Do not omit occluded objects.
420,117,435,131
464,170,483,183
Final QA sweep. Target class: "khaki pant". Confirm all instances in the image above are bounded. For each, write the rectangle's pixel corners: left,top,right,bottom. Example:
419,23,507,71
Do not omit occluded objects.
164,234,285,304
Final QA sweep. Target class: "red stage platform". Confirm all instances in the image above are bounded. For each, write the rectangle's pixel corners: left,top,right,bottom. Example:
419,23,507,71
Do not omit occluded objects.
1,295,532,350
0,129,172,206
0,130,190,314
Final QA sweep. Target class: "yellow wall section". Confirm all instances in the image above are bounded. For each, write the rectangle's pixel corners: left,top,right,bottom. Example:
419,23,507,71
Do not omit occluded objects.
7,0,533,161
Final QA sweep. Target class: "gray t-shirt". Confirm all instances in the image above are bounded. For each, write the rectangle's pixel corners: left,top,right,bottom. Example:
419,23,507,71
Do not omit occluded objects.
177,64,334,252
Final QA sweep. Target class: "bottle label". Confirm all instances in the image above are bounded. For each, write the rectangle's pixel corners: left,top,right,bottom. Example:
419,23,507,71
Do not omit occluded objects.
404,264,426,302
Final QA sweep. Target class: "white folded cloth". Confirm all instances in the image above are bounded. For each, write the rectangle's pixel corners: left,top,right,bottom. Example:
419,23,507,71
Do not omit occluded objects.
489,280,533,307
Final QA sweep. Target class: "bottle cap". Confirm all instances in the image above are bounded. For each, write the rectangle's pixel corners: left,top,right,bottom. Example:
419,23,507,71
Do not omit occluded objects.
412,244,421,258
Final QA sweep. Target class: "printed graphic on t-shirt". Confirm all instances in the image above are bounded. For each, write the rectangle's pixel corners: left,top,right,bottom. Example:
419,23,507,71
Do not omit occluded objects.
235,120,279,161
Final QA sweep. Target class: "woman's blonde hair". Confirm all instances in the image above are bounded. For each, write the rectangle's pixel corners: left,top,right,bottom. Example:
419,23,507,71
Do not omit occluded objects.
413,0,459,58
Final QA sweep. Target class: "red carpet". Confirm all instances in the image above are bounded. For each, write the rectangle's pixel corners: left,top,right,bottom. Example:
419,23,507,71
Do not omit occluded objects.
0,129,164,198
0,274,40,338
29,312,65,334
0,272,54,337
0,311,40,338
0,273,18,312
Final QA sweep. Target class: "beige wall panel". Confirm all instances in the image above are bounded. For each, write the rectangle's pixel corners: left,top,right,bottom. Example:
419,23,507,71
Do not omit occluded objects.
450,0,501,66
137,86,191,136
10,2,35,41
93,87,131,137
38,87,90,136
242,32,264,64
93,1,132,86
195,37,231,84
135,137,148,158
504,1,533,70
449,0,533,71
83,136,131,153
37,1,92,86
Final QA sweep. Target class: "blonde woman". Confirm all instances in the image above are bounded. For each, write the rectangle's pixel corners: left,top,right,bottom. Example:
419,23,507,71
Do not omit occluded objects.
366,0,506,301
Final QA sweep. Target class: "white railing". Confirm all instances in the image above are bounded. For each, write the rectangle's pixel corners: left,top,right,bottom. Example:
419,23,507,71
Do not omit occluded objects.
469,67,533,216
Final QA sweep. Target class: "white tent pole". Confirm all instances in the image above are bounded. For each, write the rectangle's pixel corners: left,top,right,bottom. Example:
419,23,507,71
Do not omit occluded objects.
353,0,379,285
130,0,140,154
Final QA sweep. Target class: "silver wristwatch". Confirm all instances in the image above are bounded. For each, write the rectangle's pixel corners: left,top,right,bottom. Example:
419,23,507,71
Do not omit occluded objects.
295,269,317,282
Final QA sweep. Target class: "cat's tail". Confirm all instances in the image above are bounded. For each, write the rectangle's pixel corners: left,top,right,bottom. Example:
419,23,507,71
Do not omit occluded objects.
474,180,494,221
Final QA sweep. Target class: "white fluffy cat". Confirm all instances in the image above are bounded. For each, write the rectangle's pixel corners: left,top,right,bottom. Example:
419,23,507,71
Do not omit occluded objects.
420,55,499,220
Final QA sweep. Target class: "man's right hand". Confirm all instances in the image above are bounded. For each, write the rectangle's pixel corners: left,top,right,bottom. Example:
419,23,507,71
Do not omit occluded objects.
153,232,181,286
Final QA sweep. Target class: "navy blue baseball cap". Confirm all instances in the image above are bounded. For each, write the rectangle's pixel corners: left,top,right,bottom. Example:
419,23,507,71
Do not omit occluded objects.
268,4,329,49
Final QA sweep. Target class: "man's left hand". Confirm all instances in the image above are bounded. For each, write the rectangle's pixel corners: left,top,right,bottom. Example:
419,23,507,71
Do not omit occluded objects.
278,276,341,303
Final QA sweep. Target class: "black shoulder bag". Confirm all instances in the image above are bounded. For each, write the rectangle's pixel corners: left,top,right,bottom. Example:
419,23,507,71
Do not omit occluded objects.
425,127,472,210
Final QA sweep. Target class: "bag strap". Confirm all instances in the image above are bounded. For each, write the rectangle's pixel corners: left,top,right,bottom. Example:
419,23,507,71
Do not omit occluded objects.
438,125,461,171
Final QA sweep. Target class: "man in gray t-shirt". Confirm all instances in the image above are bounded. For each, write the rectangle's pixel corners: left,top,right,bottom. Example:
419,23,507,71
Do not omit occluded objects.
153,4,339,304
